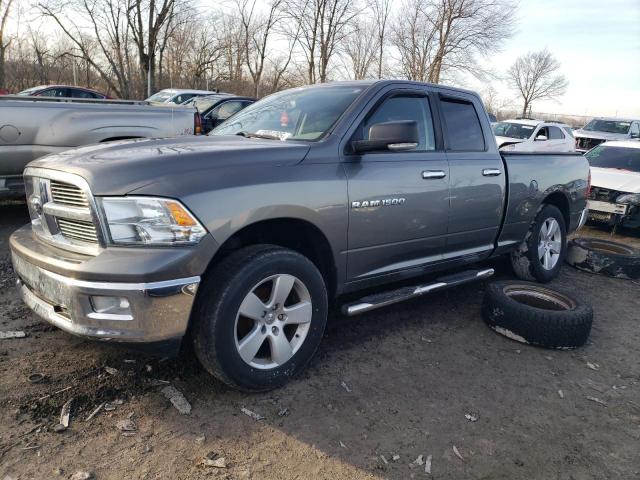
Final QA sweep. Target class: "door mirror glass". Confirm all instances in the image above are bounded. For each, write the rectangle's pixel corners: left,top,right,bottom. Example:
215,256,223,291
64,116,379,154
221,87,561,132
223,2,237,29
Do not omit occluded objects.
352,120,419,153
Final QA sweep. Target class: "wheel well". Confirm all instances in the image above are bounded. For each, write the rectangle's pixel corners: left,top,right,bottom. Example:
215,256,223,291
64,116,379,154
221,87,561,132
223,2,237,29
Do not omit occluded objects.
543,192,570,227
210,218,337,297
100,136,142,143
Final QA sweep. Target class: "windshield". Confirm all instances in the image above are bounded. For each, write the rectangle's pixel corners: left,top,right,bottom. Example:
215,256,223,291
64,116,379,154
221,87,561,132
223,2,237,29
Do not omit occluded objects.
582,119,631,135
211,85,364,141
192,95,227,112
492,122,536,139
146,91,174,103
586,145,640,172
17,87,42,96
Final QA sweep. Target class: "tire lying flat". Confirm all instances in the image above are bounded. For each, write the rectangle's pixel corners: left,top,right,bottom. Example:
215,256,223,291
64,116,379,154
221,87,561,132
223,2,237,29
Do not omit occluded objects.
482,281,593,349
566,237,640,280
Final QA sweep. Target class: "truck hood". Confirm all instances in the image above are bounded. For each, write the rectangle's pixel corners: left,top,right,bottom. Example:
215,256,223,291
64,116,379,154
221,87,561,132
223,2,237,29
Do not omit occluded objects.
573,129,627,141
591,166,640,193
27,135,311,195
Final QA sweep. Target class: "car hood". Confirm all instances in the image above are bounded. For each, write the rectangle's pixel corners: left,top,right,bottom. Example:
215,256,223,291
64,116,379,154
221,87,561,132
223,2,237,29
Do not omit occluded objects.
573,129,627,141
27,136,311,195
591,166,640,193
494,136,524,147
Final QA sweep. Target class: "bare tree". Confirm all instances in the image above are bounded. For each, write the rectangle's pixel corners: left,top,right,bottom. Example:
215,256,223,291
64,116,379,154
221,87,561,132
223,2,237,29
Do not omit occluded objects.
392,0,516,83
284,0,359,83
235,0,284,97
507,49,568,117
372,0,390,79
342,20,377,80
0,0,14,88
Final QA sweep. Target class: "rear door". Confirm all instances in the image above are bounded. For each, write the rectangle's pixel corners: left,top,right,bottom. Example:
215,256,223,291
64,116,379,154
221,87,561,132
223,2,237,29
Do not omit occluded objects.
546,125,570,151
344,88,450,281
438,93,505,260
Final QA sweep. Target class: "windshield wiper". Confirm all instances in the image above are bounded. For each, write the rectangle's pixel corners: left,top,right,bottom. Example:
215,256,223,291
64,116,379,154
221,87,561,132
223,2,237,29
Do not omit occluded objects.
236,131,281,140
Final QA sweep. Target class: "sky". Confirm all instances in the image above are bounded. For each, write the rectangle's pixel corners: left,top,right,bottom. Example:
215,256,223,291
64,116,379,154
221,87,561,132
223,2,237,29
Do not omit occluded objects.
472,0,640,117
8,0,640,118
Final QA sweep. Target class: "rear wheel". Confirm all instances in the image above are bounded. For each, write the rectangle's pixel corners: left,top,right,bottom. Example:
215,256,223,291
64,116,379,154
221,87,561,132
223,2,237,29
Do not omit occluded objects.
192,245,328,391
511,204,567,283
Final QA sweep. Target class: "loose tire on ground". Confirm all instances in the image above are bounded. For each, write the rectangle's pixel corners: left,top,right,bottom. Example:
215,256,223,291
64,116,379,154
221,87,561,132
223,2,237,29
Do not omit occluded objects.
482,280,593,349
566,237,640,280
192,244,328,391
510,204,568,283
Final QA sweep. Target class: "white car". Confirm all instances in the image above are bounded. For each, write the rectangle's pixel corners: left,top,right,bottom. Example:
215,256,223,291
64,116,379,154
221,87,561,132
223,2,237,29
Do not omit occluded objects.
585,140,640,229
145,89,220,105
574,117,640,153
493,119,576,152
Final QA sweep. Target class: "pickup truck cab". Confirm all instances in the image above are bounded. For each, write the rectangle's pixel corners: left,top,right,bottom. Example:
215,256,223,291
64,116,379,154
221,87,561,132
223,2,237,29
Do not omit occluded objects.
10,81,589,391
493,119,575,152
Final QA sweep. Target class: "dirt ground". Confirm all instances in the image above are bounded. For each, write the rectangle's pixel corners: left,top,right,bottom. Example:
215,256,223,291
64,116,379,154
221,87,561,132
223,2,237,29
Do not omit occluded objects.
1,202,639,480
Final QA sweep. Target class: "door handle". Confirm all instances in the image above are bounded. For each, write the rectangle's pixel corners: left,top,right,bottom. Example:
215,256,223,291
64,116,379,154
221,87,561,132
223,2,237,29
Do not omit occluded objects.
482,168,501,177
422,170,446,179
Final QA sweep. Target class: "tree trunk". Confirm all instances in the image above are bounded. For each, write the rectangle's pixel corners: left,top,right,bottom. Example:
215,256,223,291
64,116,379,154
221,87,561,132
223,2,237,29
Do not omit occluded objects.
0,46,5,88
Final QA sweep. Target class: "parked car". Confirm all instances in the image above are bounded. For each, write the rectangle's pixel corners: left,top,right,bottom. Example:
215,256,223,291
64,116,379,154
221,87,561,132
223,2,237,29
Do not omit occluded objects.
574,117,640,153
17,85,110,99
493,119,575,152
10,80,589,391
187,95,256,133
145,88,220,105
0,95,199,198
585,140,640,228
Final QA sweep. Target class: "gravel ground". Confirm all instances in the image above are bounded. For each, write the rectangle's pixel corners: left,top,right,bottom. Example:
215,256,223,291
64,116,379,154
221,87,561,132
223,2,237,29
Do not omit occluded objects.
1,202,639,480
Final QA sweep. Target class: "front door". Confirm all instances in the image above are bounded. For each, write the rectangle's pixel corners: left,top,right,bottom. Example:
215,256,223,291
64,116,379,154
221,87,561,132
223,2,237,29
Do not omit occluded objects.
344,92,450,281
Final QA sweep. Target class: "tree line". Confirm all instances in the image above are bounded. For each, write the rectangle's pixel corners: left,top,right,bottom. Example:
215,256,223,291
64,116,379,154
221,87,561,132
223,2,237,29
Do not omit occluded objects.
0,0,567,115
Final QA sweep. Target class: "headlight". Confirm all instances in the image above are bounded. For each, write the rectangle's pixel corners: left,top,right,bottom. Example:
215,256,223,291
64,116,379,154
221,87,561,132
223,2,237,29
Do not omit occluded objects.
616,193,640,205
100,197,206,246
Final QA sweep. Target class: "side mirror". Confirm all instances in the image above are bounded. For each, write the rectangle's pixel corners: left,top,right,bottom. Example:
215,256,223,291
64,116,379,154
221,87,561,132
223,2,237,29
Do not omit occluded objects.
352,120,419,154
535,135,547,141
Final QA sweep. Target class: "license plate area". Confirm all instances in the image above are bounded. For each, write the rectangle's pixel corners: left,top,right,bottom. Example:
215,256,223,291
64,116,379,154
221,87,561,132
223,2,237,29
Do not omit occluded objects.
587,200,628,215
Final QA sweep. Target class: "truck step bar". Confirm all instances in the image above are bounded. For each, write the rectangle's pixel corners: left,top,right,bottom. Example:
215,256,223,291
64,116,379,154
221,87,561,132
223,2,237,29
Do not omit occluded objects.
342,268,495,316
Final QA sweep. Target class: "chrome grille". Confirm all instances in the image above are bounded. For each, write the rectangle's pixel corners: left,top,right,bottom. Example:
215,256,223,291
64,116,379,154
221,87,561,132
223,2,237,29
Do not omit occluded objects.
24,167,102,255
50,181,89,207
57,218,98,244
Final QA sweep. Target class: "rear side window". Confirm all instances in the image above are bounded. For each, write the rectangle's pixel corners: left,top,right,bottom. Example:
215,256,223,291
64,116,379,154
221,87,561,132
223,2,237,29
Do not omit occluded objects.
360,95,436,151
440,98,485,151
548,126,565,139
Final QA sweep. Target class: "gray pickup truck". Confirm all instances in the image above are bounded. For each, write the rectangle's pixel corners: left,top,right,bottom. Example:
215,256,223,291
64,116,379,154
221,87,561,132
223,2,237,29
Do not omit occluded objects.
10,81,589,391
0,95,199,198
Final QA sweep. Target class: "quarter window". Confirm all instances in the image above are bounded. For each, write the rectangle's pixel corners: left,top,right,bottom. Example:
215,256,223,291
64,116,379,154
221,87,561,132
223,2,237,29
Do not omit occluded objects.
359,95,436,151
440,98,485,151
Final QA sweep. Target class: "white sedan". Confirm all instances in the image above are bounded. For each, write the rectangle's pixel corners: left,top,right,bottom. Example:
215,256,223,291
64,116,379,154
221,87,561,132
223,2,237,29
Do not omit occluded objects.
493,119,576,152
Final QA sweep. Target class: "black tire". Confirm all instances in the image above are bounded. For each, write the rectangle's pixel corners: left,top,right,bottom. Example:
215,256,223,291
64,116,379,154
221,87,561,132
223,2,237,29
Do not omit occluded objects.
482,280,593,349
192,245,328,391
566,237,640,280
510,204,567,283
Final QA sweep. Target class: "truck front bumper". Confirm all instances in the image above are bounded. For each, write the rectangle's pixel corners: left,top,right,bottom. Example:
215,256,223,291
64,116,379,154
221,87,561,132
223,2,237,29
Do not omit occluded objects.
10,227,204,344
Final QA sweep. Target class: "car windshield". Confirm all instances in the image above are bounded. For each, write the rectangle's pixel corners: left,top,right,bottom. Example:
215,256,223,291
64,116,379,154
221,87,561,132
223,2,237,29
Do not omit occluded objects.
492,122,536,139
582,119,631,134
146,91,174,102
192,95,227,112
586,145,640,172
17,87,42,96
211,85,364,141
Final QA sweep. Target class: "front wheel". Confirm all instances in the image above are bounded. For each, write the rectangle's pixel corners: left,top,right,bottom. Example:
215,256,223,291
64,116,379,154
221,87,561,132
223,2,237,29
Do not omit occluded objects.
510,204,567,283
192,245,328,391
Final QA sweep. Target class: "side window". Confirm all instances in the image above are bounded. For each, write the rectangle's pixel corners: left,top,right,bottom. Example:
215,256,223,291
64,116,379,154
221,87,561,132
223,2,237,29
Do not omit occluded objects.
39,88,63,97
548,126,565,140
216,101,245,121
73,89,94,99
440,98,485,151
631,122,640,138
535,127,548,139
563,126,574,138
359,95,436,151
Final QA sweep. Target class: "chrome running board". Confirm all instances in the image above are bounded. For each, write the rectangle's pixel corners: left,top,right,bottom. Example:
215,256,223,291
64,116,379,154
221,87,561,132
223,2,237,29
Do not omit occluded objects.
342,268,494,316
